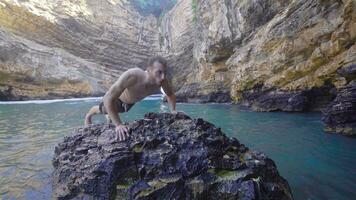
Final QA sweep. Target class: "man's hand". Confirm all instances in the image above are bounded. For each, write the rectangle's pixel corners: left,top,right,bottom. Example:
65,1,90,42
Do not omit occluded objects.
115,124,130,141
171,110,187,115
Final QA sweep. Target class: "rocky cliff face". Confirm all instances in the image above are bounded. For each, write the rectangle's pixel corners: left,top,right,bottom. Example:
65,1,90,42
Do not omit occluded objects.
0,0,160,100
53,112,293,199
322,64,356,136
0,0,356,104
0,0,198,99
3,0,354,107
177,0,356,110
158,0,195,92
1,0,355,132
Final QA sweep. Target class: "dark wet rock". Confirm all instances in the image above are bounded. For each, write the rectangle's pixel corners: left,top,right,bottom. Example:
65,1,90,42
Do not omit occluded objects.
52,112,293,199
322,81,356,136
241,88,308,112
338,64,356,76
240,84,336,112
337,64,356,83
173,83,232,103
175,91,231,103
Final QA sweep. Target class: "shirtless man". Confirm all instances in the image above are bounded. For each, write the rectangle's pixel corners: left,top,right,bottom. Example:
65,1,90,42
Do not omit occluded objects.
84,56,176,141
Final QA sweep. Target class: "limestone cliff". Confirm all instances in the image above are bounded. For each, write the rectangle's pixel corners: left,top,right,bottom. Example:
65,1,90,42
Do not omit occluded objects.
176,0,356,111
0,0,160,100
158,0,195,92
1,0,355,116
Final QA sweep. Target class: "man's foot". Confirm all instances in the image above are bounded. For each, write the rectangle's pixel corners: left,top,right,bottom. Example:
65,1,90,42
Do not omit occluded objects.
84,105,100,126
84,114,92,125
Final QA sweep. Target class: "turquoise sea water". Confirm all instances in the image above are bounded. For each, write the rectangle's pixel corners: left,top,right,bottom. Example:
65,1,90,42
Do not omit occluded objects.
0,98,355,199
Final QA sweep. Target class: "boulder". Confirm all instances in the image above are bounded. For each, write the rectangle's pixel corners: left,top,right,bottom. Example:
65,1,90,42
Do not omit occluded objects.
52,112,293,199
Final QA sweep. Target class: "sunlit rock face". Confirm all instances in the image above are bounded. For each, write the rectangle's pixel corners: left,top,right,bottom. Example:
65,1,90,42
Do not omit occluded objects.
1,0,355,110
0,0,190,100
132,0,177,17
0,0,160,100
175,0,356,111
158,0,195,92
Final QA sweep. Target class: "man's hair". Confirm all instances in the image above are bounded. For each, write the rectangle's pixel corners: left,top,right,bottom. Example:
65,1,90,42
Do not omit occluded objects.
147,56,168,69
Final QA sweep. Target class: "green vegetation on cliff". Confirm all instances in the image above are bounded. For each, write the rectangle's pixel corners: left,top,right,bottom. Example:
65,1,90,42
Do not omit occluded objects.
133,0,177,17
192,0,197,22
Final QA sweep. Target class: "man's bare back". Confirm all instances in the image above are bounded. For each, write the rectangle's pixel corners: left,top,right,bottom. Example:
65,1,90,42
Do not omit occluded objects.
118,68,166,104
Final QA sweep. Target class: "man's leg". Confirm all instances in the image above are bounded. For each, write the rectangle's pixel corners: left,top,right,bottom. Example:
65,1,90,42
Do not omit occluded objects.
84,105,101,125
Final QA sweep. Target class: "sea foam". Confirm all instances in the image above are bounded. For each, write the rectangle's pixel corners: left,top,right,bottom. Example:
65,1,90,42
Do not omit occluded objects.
0,94,163,104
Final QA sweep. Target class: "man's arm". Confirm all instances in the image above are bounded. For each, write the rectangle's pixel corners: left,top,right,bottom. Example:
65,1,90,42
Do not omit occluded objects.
166,94,176,112
103,70,136,127
162,79,176,112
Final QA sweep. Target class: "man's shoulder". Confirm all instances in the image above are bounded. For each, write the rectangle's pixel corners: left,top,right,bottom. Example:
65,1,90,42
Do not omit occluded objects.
120,67,145,79
125,67,145,76
127,67,144,73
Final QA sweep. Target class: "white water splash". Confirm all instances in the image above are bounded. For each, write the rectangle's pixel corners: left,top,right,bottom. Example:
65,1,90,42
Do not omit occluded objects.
0,97,102,105
0,94,163,105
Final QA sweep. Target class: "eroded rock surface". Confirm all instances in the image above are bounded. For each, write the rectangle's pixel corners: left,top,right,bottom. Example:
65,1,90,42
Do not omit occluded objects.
2,0,355,109
52,112,293,199
322,81,356,136
174,83,231,103
178,0,356,110
0,0,159,99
